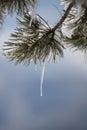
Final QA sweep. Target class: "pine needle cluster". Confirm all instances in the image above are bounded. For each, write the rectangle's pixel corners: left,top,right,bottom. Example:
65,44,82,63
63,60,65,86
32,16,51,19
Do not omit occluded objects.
3,13,64,64
0,0,37,23
63,8,87,54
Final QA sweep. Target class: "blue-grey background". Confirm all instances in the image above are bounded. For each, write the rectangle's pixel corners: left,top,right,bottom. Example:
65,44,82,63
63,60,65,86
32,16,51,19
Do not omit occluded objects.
0,0,87,130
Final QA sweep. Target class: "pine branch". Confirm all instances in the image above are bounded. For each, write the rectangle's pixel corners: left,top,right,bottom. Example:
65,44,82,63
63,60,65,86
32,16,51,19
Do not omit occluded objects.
51,0,75,32
3,13,64,64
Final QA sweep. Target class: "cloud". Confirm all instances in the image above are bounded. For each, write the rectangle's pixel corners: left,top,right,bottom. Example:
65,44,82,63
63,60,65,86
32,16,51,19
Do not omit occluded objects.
0,76,87,130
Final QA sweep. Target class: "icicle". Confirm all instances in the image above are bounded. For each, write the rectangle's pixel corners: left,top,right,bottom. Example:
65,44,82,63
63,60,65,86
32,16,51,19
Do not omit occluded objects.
40,61,46,96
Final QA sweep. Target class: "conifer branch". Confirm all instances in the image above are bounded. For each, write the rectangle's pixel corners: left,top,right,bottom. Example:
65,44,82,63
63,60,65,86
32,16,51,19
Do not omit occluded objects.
51,0,75,32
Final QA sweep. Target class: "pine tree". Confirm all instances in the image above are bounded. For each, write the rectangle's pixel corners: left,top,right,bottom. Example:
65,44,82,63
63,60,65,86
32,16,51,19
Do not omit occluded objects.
3,0,87,64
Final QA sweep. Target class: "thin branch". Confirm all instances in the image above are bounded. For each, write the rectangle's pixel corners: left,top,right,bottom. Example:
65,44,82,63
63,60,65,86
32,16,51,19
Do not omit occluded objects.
51,0,75,32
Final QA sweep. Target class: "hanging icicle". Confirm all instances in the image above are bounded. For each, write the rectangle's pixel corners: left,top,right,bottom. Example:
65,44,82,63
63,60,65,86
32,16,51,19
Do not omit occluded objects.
40,61,46,96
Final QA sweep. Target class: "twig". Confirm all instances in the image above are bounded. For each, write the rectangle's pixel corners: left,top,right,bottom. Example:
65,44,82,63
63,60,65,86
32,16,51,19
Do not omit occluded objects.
51,0,75,32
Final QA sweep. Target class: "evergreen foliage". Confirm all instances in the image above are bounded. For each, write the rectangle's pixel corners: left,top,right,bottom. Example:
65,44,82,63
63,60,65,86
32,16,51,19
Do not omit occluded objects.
2,0,87,64
0,0,37,23
4,13,64,64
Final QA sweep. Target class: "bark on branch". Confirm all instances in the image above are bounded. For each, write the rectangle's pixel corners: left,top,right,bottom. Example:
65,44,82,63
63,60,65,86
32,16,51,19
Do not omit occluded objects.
51,0,75,33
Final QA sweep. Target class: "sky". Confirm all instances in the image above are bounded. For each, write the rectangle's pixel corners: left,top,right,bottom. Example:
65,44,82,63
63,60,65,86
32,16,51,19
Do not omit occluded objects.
0,0,87,130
